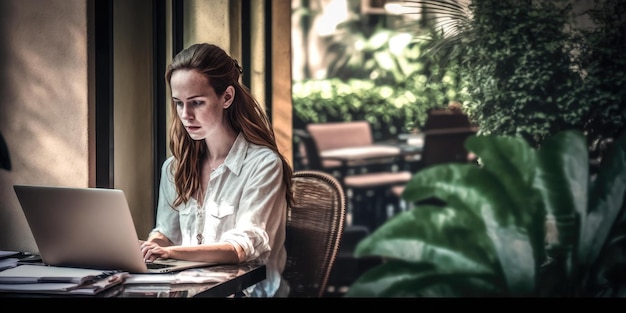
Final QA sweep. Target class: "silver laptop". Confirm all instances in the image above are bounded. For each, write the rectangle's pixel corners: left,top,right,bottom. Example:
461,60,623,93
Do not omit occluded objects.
13,184,216,274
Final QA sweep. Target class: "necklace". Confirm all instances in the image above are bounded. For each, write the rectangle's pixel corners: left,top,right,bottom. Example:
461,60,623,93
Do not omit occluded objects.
195,166,211,245
196,202,204,245
195,185,206,245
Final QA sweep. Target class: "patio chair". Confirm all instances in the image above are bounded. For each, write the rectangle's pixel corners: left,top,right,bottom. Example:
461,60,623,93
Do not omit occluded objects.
283,170,346,297
293,126,411,231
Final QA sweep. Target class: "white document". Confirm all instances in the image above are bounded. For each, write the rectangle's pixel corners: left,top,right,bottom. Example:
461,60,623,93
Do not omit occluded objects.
0,272,127,295
125,268,233,284
0,258,18,271
0,264,117,284
0,251,20,259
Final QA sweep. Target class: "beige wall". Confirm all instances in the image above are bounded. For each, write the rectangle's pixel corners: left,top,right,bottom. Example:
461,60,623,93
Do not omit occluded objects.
185,0,232,50
0,0,90,252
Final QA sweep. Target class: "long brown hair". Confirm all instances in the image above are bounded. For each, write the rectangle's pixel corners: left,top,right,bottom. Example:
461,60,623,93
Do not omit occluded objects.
165,43,293,208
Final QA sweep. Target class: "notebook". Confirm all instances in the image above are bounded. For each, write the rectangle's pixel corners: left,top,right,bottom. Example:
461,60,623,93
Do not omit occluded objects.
13,184,216,274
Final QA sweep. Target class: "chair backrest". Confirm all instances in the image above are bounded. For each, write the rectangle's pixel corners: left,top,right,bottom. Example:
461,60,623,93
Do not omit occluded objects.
293,128,343,171
306,121,373,151
293,128,324,170
423,109,471,131
283,170,346,297
420,127,477,168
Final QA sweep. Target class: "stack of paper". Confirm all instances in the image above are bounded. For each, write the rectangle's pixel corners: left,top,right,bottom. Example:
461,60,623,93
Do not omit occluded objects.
0,251,19,271
0,264,128,295
0,258,18,271
125,268,233,284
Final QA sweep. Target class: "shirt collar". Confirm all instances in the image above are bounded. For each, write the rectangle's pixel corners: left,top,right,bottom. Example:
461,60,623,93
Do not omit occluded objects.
222,132,248,176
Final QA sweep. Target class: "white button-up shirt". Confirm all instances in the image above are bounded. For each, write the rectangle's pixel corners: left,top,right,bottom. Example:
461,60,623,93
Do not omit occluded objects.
150,133,288,297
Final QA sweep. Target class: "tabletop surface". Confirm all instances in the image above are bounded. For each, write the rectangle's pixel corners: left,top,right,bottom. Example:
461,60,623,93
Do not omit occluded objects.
320,144,401,160
115,262,266,298
319,141,423,163
0,252,267,298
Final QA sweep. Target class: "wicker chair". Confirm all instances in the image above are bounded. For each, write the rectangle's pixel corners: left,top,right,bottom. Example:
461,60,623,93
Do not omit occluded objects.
283,170,346,297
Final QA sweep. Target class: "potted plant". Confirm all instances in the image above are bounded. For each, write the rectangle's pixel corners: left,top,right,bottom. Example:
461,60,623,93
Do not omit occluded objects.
345,129,626,296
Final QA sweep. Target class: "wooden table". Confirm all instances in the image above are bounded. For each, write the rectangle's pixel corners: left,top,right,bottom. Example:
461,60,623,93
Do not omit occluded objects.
320,142,422,176
319,142,423,230
0,260,266,298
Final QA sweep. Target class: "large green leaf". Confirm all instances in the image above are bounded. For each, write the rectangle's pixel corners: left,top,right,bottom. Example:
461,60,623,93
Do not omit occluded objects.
465,134,539,229
532,130,588,284
402,163,522,229
354,204,498,273
462,134,540,295
534,130,588,220
581,130,626,268
483,223,536,296
402,151,539,295
466,135,536,185
468,134,542,295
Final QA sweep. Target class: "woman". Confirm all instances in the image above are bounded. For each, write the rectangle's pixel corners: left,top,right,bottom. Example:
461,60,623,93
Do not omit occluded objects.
140,43,293,297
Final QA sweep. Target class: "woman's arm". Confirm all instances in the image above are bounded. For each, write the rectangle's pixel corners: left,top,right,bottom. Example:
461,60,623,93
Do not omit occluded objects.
141,239,242,264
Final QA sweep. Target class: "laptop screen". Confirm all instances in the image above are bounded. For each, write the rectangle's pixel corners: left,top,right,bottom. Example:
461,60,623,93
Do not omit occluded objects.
13,185,150,273
13,185,216,274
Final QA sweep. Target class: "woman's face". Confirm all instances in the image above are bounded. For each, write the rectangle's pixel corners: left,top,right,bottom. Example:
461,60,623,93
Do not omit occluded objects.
170,69,231,141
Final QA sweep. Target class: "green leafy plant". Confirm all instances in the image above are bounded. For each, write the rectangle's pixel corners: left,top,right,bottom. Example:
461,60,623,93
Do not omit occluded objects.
401,0,625,153
346,129,626,297
570,0,626,156
293,78,441,139
292,7,467,139
460,1,580,147
292,33,466,138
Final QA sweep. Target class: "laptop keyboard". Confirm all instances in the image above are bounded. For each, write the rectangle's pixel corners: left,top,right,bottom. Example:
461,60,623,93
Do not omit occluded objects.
145,262,174,270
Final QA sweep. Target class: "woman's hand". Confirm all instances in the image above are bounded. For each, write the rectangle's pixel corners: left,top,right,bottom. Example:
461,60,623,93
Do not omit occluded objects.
140,240,172,262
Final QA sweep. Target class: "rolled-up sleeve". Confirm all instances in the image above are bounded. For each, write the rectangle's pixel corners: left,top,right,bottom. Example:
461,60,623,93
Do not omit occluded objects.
221,152,286,263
